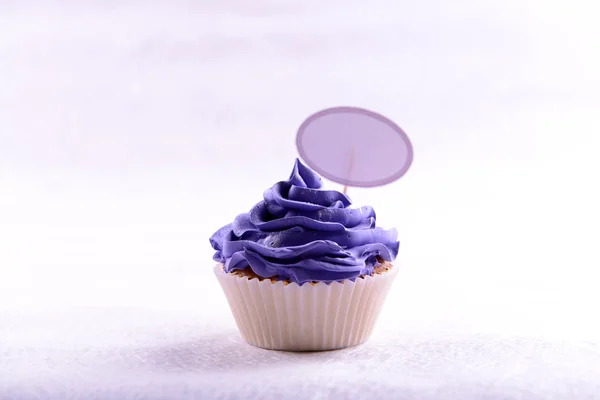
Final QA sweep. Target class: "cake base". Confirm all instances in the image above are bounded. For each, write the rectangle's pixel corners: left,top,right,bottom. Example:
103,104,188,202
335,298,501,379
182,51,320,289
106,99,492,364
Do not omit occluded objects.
214,262,399,351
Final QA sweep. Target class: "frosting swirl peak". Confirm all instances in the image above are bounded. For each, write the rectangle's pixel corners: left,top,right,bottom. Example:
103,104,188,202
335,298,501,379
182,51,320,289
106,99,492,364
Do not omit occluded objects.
210,159,399,284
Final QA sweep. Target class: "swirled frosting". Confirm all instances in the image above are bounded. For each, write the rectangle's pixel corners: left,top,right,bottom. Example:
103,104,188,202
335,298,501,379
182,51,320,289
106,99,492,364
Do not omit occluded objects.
210,159,399,284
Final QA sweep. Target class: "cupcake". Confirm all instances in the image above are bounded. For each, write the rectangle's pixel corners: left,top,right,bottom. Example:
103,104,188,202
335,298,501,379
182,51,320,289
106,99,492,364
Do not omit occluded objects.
210,159,400,351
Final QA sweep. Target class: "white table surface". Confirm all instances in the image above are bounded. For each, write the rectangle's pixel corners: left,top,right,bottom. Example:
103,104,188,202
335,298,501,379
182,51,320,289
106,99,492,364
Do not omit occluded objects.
1,1,600,399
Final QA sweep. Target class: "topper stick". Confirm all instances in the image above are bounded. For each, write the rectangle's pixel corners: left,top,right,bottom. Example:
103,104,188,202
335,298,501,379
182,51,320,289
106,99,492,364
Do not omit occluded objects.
343,146,356,195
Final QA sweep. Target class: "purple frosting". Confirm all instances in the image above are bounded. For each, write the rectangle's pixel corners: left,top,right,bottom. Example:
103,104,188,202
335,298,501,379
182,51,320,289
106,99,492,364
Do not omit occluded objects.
209,159,399,285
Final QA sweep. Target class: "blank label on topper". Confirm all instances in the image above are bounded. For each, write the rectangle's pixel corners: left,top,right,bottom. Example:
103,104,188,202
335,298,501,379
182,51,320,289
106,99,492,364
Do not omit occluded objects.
296,107,413,187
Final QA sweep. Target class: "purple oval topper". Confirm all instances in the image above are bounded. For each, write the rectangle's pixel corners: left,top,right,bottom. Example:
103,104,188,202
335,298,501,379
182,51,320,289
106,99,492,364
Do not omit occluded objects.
296,107,413,187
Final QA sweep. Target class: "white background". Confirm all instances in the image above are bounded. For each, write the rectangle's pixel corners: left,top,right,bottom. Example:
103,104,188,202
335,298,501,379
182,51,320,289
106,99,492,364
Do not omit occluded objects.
1,0,600,399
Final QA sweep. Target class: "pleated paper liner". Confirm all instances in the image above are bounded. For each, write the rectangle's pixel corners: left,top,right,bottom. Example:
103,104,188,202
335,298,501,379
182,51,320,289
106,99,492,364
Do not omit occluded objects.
214,263,399,351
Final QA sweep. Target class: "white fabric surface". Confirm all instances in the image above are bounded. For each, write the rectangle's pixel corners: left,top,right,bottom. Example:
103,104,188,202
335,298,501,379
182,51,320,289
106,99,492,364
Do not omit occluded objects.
1,0,600,399
2,308,600,400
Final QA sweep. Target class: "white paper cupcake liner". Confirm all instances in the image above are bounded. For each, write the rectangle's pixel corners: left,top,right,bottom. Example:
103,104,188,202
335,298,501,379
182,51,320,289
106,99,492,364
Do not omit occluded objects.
214,264,399,351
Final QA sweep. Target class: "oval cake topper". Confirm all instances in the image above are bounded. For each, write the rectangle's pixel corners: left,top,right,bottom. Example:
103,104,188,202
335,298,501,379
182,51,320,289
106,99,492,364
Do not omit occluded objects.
296,106,413,188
